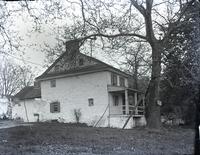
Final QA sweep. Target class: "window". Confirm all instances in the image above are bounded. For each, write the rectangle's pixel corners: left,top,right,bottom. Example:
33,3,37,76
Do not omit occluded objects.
50,102,60,113
113,95,119,106
119,77,125,87
88,98,94,106
54,65,60,72
79,58,84,66
111,73,117,86
50,79,56,87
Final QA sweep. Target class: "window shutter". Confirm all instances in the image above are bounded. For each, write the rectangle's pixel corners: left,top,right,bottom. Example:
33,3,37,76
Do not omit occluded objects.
50,103,53,113
57,102,60,112
50,102,60,113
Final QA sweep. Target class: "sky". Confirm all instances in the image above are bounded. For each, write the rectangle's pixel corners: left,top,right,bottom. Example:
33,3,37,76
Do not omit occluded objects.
0,0,177,78
0,0,120,77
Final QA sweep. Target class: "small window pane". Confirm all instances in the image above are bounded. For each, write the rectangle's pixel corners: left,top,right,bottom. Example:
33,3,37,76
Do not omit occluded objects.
120,77,125,87
111,74,117,86
88,98,94,106
54,65,60,72
50,102,60,113
79,58,84,66
113,95,119,106
50,79,56,87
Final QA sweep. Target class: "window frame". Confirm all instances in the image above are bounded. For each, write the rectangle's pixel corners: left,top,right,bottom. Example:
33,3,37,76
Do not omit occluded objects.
111,73,118,86
50,79,56,87
50,101,60,113
54,65,60,72
79,58,84,66
113,95,119,106
88,98,94,106
119,77,125,87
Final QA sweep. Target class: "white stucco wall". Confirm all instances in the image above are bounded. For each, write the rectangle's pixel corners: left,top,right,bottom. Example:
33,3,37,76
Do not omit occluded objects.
109,115,135,129
12,71,142,129
38,71,111,126
0,97,9,117
12,99,46,122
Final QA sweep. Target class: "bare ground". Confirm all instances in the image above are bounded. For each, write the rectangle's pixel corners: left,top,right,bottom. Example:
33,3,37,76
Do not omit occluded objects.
0,122,195,155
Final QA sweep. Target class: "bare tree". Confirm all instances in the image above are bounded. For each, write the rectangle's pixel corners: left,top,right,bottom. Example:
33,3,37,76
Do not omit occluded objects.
122,42,151,89
0,59,35,97
103,42,151,90
0,2,23,54
66,0,196,129
10,0,196,129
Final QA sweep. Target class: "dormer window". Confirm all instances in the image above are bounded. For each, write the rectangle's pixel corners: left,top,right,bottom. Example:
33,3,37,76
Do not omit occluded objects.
79,58,84,66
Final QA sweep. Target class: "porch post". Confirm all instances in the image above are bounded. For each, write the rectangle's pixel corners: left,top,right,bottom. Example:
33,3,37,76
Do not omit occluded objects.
142,95,145,115
142,95,145,106
134,92,138,115
125,89,129,115
108,93,110,127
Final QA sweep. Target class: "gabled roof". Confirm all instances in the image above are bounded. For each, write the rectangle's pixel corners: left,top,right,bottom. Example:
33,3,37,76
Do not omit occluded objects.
14,86,41,100
36,52,131,81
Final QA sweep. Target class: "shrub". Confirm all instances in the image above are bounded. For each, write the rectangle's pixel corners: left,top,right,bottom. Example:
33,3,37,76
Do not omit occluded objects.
74,109,82,123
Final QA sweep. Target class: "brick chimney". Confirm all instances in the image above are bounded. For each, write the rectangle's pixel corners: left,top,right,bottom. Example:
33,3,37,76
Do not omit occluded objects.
65,39,80,67
65,39,80,56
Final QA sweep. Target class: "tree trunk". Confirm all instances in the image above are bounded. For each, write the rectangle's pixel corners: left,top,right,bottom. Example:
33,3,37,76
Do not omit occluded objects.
134,59,138,89
145,41,162,129
195,83,200,155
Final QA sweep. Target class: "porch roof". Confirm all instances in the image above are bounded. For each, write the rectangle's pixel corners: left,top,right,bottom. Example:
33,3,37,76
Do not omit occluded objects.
107,85,144,94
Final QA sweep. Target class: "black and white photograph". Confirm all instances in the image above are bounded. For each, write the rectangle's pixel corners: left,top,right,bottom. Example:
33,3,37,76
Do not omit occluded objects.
0,0,199,155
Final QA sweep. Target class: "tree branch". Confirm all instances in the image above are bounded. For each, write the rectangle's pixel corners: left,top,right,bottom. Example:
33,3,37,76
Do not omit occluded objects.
79,32,147,42
130,0,146,16
163,0,196,42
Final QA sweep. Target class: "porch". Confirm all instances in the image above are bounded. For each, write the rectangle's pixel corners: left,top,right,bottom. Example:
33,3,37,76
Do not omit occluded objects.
107,85,146,128
107,85,145,117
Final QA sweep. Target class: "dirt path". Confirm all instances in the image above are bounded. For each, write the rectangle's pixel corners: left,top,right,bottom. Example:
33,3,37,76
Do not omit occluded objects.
0,120,31,129
0,123,195,155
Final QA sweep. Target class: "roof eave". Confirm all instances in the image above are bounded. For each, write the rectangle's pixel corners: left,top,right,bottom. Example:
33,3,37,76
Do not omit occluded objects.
36,67,130,82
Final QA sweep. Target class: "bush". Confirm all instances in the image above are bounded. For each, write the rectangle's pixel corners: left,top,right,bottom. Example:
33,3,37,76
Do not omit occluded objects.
74,109,82,123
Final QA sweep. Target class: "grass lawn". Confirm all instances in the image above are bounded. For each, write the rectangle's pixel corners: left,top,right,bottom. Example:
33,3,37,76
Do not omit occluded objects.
0,122,195,155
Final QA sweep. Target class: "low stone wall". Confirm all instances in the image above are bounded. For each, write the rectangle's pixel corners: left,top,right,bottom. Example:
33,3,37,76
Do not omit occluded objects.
109,115,134,129
109,115,146,129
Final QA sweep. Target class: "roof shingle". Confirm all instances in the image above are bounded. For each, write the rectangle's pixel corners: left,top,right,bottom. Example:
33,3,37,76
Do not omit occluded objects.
14,86,41,100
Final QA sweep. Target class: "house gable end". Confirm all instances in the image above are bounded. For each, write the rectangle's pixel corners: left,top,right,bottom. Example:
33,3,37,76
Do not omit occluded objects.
36,40,131,81
48,53,99,74
36,52,105,80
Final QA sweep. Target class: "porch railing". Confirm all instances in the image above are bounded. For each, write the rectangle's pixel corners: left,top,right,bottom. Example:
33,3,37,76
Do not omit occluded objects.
122,98,145,129
127,105,145,116
121,102,145,116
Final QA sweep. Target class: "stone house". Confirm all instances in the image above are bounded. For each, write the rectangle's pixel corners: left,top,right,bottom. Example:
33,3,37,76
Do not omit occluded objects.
12,40,146,128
